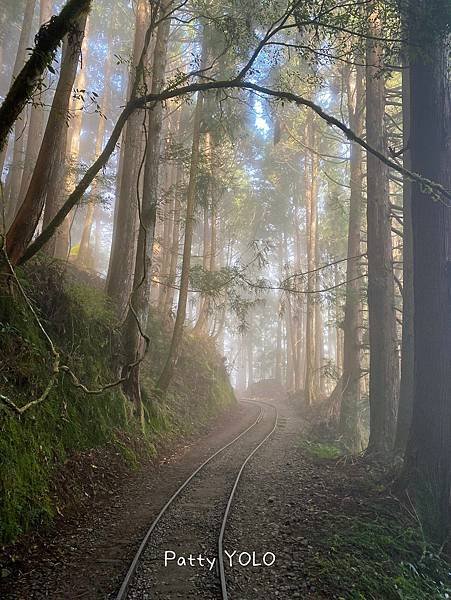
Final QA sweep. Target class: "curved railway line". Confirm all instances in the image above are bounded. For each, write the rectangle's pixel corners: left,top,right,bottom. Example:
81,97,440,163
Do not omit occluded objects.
115,399,278,600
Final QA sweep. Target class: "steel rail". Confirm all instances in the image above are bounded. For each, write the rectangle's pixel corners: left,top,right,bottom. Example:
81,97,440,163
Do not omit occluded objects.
218,399,278,600
115,401,265,600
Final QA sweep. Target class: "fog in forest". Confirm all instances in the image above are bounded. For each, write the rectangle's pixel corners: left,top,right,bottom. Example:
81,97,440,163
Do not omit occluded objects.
0,1,449,598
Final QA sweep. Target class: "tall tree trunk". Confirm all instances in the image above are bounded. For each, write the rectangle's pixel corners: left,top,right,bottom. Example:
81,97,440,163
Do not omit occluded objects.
293,202,303,392
314,184,323,394
162,163,183,320
298,295,306,390
247,332,254,389
206,197,217,335
16,0,53,215
67,18,90,160
106,0,150,315
0,12,7,97
122,2,171,418
44,17,92,260
49,16,91,259
338,64,365,452
336,325,343,375
315,295,323,394
76,110,108,268
1,0,37,225
403,1,451,543
304,116,319,406
157,35,207,394
158,161,175,311
194,131,214,334
365,5,399,456
275,315,282,384
287,295,299,391
335,261,344,376
6,10,88,266
0,0,92,157
276,242,284,386
157,95,203,391
394,39,414,455
282,232,295,391
77,22,114,267
237,337,247,393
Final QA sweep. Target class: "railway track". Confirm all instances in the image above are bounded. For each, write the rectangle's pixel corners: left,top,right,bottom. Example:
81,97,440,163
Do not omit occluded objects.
115,399,278,600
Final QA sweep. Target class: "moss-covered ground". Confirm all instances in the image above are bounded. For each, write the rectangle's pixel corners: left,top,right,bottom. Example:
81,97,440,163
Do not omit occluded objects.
0,260,234,543
297,439,451,599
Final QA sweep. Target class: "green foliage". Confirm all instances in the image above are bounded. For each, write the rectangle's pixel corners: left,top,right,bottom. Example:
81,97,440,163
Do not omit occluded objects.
189,264,234,297
309,517,451,599
0,264,234,544
144,313,235,430
299,439,342,460
188,239,270,333
0,266,132,542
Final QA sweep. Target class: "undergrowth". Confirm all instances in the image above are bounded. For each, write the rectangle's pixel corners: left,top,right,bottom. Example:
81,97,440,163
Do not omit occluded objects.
298,436,451,599
299,439,343,460
0,260,234,543
310,516,451,599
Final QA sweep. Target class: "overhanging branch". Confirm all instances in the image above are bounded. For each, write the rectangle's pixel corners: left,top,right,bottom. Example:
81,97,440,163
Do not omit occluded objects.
17,76,451,266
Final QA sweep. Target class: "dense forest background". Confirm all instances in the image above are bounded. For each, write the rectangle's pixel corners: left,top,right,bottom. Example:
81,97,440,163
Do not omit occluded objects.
0,0,449,575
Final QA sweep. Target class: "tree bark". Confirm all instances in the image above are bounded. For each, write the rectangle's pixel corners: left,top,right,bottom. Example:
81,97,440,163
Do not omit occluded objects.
1,0,37,226
338,64,365,452
365,5,399,456
275,315,282,385
158,162,175,310
49,16,91,259
157,35,207,394
402,0,451,543
194,131,214,334
283,231,295,391
106,0,150,316
0,0,91,156
304,116,319,406
394,36,414,456
162,163,183,320
45,18,92,260
293,200,304,392
287,294,299,392
237,338,247,393
6,10,89,266
247,332,254,389
76,110,108,268
122,3,171,416
16,0,53,215
77,22,114,268
395,32,414,456
315,294,323,394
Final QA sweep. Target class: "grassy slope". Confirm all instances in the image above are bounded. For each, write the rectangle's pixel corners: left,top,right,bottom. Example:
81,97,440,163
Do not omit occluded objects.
0,261,234,543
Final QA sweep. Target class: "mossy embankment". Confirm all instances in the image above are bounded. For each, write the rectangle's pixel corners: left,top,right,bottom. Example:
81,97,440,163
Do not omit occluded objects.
0,260,235,544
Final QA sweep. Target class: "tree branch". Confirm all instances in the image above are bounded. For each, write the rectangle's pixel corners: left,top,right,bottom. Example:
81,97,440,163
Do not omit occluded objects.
0,0,92,152
17,76,451,265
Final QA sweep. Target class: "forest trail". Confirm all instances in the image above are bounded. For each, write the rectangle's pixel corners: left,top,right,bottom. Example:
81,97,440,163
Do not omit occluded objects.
1,395,421,600
0,402,264,599
1,0,450,597
122,400,278,599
